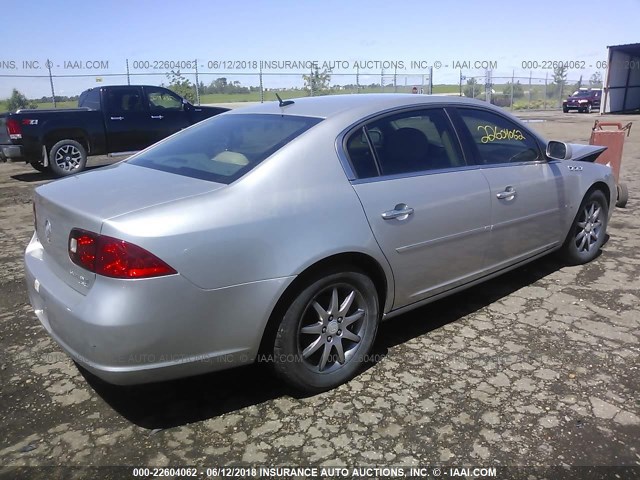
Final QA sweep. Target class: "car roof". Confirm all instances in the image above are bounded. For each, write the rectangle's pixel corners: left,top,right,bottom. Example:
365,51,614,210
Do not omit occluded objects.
225,94,505,120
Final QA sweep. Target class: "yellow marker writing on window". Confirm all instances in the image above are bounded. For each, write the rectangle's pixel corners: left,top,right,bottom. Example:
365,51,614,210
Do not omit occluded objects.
477,125,525,143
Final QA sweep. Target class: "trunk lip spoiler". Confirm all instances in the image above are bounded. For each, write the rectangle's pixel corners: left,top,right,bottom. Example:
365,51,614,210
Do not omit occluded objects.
548,142,607,163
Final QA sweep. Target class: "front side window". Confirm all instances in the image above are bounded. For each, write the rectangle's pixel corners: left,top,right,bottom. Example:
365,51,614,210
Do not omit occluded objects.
128,113,322,183
346,108,464,178
457,108,540,165
147,87,183,111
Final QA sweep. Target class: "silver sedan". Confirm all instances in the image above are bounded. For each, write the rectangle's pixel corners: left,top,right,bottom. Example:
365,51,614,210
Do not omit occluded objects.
25,94,615,392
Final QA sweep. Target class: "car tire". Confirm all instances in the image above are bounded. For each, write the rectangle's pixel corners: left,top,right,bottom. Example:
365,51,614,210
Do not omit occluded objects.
560,190,608,265
29,160,49,172
563,107,569,113
273,267,379,393
616,183,628,208
49,140,87,177
586,103,592,113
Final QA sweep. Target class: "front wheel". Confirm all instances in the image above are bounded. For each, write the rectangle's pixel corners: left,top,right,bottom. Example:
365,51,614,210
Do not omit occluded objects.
49,140,87,177
273,268,379,393
586,103,592,113
560,190,608,265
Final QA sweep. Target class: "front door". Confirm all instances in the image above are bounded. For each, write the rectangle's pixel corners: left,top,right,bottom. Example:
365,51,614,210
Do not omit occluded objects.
454,107,565,270
143,86,190,144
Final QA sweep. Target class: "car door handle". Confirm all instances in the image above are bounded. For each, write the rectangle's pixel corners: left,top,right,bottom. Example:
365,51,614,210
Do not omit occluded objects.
496,186,516,200
151,115,164,120
110,116,124,121
381,204,414,220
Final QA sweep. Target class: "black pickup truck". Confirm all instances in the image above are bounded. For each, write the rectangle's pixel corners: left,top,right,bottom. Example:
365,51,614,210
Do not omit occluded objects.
0,85,228,176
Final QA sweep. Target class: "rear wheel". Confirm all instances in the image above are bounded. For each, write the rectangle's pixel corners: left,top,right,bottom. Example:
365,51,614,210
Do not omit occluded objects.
49,140,87,177
560,190,608,264
273,268,379,393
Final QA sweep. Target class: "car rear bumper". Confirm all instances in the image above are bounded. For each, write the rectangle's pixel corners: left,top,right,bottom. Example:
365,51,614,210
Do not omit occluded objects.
24,232,294,385
0,144,24,162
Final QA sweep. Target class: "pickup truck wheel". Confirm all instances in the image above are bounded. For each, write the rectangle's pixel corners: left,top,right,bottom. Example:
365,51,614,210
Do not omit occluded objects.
586,103,592,113
30,160,49,172
562,107,569,113
49,140,87,177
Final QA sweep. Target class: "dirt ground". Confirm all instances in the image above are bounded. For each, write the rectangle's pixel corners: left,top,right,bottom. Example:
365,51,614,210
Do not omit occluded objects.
0,110,638,479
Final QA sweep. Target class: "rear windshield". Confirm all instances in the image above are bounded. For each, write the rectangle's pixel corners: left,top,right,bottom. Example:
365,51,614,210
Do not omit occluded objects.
128,113,322,183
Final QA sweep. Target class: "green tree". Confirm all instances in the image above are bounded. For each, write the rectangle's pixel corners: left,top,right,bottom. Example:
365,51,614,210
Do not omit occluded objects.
165,70,195,103
589,71,603,87
302,68,331,95
6,88,37,112
547,64,568,99
463,77,479,98
210,77,228,93
503,81,524,99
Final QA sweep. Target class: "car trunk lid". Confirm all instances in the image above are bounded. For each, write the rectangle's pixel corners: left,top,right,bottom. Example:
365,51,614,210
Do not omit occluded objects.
33,162,225,294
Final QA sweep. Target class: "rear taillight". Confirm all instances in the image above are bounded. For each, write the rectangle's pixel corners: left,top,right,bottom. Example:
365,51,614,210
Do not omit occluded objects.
6,118,22,140
69,228,176,279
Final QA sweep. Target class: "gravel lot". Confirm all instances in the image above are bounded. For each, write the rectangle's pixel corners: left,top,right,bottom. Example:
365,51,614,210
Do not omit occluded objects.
0,110,638,479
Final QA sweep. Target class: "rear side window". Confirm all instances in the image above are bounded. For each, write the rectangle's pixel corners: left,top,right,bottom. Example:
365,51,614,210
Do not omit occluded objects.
79,89,100,110
346,108,464,178
106,87,145,112
128,114,322,183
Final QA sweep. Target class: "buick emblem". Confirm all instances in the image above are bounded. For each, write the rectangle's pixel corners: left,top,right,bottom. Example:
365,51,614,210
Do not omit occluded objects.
44,219,52,244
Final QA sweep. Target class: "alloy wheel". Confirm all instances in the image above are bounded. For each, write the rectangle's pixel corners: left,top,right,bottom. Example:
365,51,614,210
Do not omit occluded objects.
297,284,368,374
54,145,83,171
575,201,603,253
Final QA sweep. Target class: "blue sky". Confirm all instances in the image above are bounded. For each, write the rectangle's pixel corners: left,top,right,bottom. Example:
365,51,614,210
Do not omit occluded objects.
1,0,639,98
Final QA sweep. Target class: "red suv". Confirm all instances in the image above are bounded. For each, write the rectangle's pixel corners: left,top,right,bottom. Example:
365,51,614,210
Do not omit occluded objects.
563,89,601,113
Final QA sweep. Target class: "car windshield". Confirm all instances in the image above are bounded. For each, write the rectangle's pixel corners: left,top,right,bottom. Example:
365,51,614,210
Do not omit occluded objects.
128,113,322,183
574,91,592,97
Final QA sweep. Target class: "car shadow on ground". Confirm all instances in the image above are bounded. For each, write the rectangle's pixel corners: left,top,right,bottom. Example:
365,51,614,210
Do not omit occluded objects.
370,255,567,357
81,255,567,430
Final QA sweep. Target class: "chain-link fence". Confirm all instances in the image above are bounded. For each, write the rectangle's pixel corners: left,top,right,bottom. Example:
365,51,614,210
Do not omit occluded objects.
460,73,598,111
0,61,604,111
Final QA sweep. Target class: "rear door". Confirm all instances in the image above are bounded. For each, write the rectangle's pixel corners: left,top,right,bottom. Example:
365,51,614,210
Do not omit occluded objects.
104,86,153,152
452,107,565,270
143,86,190,144
346,107,492,309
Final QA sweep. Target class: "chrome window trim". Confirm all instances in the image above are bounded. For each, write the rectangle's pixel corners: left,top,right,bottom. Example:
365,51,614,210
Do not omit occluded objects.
350,159,558,185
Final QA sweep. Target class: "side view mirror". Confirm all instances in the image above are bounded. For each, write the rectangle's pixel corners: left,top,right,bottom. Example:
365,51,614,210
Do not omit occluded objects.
546,141,572,160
